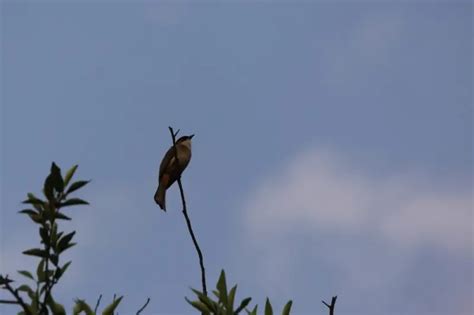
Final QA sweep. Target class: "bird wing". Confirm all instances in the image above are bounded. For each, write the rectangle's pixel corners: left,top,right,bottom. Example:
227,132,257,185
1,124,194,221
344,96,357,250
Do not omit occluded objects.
159,146,176,181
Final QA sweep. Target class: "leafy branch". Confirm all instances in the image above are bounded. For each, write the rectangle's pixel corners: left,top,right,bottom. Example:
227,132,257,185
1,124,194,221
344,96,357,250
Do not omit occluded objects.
0,163,138,315
186,270,293,315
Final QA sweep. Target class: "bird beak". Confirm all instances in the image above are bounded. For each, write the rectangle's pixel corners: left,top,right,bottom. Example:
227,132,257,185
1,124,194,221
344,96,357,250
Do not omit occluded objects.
189,134,195,139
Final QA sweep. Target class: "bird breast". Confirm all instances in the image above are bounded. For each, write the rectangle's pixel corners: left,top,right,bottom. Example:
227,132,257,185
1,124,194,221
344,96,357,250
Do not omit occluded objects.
170,141,191,170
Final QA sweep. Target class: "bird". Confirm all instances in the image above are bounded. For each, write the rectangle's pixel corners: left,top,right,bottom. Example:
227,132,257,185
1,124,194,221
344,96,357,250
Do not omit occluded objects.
154,134,194,211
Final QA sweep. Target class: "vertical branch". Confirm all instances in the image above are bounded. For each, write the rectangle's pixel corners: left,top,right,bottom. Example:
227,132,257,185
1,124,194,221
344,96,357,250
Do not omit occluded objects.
40,222,52,313
168,127,208,296
40,202,60,314
322,296,337,315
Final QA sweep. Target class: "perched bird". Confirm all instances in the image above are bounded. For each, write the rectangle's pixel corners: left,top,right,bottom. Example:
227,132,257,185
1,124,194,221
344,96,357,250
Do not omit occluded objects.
154,134,194,211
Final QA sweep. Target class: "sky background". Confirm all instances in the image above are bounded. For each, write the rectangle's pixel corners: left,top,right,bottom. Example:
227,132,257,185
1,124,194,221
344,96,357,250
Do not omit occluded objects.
1,1,472,315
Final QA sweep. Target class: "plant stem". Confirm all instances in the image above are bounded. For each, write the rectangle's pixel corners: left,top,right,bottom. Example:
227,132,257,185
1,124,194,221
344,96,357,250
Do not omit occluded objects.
168,127,208,296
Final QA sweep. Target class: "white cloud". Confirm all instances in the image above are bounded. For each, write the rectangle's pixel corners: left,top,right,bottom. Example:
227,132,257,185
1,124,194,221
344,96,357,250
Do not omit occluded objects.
381,192,472,252
240,148,472,308
244,148,472,252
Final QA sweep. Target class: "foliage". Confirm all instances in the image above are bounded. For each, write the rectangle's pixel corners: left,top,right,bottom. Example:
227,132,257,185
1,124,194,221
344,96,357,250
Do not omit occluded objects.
186,270,293,315
0,163,122,315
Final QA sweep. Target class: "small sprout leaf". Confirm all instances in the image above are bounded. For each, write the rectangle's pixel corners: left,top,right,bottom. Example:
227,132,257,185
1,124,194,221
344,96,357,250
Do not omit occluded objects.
102,295,123,315
60,198,89,208
281,300,293,315
186,297,211,314
217,269,228,305
236,297,252,315
23,248,47,258
265,298,273,315
66,180,90,195
73,299,94,315
17,270,34,281
64,165,78,187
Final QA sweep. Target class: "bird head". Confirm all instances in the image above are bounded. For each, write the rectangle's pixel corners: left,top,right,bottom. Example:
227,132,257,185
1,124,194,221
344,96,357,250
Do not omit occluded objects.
176,134,194,143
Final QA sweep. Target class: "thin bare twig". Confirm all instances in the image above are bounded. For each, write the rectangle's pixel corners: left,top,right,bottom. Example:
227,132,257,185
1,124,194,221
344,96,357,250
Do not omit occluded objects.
168,126,208,296
94,294,102,314
1,276,32,315
0,299,20,304
136,297,151,315
322,296,337,315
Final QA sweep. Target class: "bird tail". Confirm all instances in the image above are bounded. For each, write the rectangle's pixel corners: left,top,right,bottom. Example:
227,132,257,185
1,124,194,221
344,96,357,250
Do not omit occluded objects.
154,184,166,211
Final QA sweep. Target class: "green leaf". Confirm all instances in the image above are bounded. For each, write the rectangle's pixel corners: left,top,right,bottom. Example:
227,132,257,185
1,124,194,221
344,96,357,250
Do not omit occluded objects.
23,248,47,258
281,300,293,315
235,297,252,315
46,295,66,315
17,284,34,295
30,291,40,311
73,299,94,315
54,261,72,280
43,175,54,201
66,180,90,195
191,288,212,304
264,298,273,315
19,209,43,224
54,231,63,246
58,231,76,246
50,222,58,245
19,209,37,216
37,259,46,282
102,295,123,315
50,302,67,315
246,305,258,315
39,227,49,245
185,297,211,314
50,162,64,193
217,270,228,306
191,288,218,312
227,285,237,313
50,254,59,266
17,270,34,281
59,198,89,208
42,202,54,221
64,165,78,187
22,193,45,208
54,211,71,221
59,242,76,254
57,231,76,253
27,193,44,212
43,162,63,200
17,284,35,300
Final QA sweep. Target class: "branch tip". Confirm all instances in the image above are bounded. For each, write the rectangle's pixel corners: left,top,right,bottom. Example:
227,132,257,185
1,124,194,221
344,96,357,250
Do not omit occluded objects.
136,297,151,315
94,294,102,314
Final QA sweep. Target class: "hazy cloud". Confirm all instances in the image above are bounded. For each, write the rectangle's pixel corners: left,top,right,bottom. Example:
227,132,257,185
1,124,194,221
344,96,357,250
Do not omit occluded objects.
240,148,472,314
244,148,472,251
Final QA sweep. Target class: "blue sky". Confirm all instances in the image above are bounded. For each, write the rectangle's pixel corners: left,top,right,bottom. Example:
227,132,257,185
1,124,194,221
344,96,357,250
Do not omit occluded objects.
1,1,472,315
